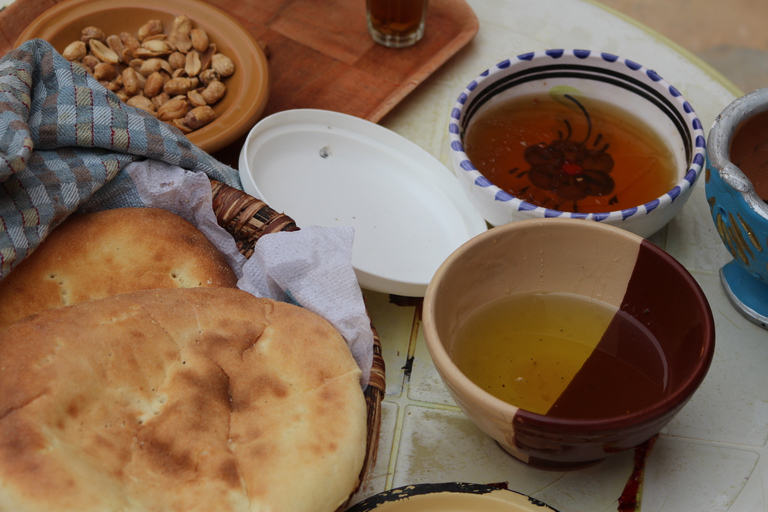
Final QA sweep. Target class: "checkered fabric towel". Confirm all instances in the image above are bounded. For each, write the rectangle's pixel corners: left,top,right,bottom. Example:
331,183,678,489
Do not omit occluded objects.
0,39,241,280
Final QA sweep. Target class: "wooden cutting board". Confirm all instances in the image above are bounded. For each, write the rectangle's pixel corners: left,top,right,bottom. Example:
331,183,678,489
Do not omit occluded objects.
0,0,478,165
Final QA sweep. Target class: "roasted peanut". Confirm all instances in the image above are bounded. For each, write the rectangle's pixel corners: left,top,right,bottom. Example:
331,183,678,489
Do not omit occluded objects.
172,118,193,134
168,52,186,70
201,80,226,104
119,32,140,60
183,105,216,130
187,89,207,107
210,53,235,77
152,92,171,109
126,95,155,114
144,71,166,98
81,26,105,43
199,69,220,86
169,16,193,53
139,58,172,77
105,35,126,63
63,41,87,61
164,77,198,96
90,39,119,64
137,20,163,41
93,62,117,81
141,39,171,55
190,28,209,52
185,51,201,77
63,15,235,135
81,54,100,72
157,96,189,121
121,67,142,96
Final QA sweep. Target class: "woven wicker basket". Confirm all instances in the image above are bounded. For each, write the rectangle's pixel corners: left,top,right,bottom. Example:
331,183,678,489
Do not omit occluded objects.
210,180,386,501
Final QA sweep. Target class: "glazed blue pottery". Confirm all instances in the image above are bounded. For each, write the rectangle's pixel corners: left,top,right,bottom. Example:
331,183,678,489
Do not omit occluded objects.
706,87,768,329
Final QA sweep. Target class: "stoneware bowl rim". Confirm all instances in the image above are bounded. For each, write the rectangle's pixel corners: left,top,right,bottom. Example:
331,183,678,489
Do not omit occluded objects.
448,49,707,236
423,218,715,432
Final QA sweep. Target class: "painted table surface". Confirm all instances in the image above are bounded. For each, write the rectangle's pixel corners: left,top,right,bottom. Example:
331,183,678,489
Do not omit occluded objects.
350,1,768,512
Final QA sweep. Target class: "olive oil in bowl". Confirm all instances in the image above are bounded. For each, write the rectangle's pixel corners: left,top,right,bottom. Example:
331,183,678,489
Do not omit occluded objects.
450,292,669,419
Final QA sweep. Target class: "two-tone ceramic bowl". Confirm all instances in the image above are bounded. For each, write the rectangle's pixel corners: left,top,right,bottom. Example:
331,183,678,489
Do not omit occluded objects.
448,50,706,238
422,219,715,469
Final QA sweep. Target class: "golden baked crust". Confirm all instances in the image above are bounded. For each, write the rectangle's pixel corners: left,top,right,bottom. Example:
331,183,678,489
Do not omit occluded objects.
0,207,238,331
0,287,367,512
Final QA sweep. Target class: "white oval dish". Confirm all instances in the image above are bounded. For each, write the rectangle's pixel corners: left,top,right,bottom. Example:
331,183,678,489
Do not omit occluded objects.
238,109,487,297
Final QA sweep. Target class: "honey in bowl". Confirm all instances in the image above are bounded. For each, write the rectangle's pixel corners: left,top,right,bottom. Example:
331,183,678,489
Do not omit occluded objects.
450,292,668,419
463,90,678,213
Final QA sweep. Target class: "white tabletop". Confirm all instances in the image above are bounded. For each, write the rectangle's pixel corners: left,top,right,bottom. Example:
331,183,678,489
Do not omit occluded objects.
350,1,768,511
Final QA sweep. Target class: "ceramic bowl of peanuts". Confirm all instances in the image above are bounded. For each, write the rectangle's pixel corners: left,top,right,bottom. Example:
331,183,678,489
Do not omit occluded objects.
16,0,271,154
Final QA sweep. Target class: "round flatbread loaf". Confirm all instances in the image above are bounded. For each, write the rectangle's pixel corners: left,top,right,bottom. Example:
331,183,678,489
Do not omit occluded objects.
0,207,238,331
0,287,367,512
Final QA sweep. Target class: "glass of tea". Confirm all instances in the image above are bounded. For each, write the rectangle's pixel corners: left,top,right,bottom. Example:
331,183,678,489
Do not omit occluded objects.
366,0,428,48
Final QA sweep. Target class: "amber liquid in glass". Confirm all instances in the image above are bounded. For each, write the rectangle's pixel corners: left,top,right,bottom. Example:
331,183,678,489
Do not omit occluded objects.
729,109,768,202
463,93,678,213
367,0,427,47
450,293,668,419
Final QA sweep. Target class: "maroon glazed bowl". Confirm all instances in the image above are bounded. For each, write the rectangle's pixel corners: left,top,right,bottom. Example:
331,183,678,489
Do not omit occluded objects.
422,218,715,469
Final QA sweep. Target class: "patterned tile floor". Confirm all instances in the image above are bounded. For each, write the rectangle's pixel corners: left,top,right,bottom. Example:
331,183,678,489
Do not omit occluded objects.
597,0,768,94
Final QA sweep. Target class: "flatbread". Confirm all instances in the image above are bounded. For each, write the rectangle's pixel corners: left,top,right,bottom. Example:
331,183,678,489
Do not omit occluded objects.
0,207,238,331
0,287,367,512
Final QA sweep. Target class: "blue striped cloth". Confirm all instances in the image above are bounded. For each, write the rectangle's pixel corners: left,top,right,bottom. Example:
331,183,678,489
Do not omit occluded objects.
0,39,241,279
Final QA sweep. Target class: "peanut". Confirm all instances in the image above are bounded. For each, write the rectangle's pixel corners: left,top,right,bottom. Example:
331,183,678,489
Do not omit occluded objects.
201,80,226,104
137,20,163,41
144,72,165,98
81,26,105,43
211,53,235,77
62,14,235,135
183,105,216,130
157,96,189,122
63,41,86,61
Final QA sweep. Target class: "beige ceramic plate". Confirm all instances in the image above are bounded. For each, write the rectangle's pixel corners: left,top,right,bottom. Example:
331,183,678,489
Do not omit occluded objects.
346,483,560,511
15,0,270,154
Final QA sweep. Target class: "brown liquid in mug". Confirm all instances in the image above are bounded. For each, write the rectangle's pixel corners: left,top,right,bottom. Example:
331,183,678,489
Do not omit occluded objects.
729,109,768,201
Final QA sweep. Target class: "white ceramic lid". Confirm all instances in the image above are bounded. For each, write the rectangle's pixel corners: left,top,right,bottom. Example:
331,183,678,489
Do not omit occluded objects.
238,109,487,297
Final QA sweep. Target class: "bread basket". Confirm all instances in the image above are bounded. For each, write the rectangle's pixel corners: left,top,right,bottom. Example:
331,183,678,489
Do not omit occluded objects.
209,179,386,499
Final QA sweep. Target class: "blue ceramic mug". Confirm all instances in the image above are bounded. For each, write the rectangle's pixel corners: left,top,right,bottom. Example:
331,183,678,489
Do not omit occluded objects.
706,88,768,329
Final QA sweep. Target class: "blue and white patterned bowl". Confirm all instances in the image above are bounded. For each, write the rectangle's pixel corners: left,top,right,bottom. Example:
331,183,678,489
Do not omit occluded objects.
448,49,706,238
